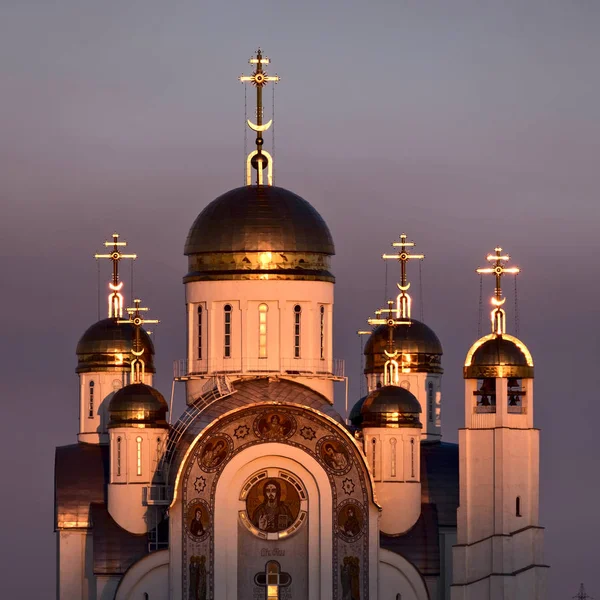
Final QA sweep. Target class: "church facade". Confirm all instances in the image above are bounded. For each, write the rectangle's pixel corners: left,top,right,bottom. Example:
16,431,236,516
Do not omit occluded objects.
54,50,548,600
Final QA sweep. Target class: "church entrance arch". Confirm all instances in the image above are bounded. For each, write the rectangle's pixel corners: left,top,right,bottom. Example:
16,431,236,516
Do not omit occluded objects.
176,401,378,600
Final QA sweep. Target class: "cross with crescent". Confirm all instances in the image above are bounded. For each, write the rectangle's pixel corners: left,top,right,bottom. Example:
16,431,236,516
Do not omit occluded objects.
117,299,159,383
239,48,280,186
476,246,520,335
382,233,424,320
95,233,137,319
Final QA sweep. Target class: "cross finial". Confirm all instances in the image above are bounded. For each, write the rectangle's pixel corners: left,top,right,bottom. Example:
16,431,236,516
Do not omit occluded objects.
476,246,520,335
382,233,424,320
95,233,137,318
117,299,159,384
573,584,594,600
239,48,280,186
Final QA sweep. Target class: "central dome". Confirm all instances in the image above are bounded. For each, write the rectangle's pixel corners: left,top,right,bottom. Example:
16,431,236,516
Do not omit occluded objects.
184,186,335,282
185,185,334,255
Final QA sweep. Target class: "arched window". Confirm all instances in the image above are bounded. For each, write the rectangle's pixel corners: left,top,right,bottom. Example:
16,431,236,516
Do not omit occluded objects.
258,304,268,358
116,436,122,477
427,381,434,423
136,436,143,476
88,381,95,419
197,306,203,360
143,593,149,600
371,438,377,478
516,496,522,517
319,306,325,359
224,304,232,358
156,437,162,478
293,305,301,358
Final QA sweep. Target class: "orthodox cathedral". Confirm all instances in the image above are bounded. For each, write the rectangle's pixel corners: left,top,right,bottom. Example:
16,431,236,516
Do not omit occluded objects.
54,50,548,600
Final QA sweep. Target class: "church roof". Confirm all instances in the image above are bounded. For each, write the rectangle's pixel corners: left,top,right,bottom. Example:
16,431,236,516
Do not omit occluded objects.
166,377,343,488
90,503,148,576
76,318,155,374
54,443,108,529
184,185,334,256
108,383,169,429
380,504,441,576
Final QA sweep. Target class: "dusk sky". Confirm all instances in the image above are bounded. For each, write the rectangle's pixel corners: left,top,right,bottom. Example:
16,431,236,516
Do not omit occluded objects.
1,1,599,598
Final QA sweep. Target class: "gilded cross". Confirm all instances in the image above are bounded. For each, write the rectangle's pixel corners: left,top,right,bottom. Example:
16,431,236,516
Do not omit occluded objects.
367,300,411,385
117,299,159,383
382,233,424,320
573,584,593,600
476,247,520,335
239,49,280,186
254,561,291,599
95,233,137,318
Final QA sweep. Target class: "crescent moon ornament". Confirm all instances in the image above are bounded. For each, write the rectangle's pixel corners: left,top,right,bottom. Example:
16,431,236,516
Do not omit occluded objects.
131,349,145,357
247,119,272,132
491,297,506,307
397,282,411,292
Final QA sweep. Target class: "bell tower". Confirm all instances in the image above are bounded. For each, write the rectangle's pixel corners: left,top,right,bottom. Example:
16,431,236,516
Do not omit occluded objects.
452,247,548,599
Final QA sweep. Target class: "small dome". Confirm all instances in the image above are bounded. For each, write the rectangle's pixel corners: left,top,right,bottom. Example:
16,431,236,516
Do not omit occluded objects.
76,318,155,374
364,320,443,375
348,395,368,428
108,383,169,429
183,186,335,283
361,385,422,428
464,334,534,379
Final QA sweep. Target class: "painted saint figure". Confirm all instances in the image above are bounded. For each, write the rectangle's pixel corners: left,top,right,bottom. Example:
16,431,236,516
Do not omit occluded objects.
261,414,285,439
190,508,205,537
189,555,207,600
323,442,349,471
251,479,294,533
340,556,360,600
200,439,227,469
341,506,361,537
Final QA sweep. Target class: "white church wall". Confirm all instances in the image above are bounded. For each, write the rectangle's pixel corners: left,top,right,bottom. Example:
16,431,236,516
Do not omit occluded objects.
363,427,422,535
115,549,169,600
108,427,166,533
184,279,335,403
57,530,93,600
378,548,430,600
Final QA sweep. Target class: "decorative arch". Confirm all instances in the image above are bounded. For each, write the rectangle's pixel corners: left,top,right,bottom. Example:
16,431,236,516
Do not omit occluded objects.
174,401,379,600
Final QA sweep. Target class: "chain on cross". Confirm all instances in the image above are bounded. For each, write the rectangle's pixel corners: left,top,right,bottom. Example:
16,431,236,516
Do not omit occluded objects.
382,233,424,320
117,299,159,383
239,48,280,186
95,233,137,318
476,246,520,335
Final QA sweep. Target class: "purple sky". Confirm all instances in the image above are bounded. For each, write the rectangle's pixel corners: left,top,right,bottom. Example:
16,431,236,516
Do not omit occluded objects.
1,1,599,598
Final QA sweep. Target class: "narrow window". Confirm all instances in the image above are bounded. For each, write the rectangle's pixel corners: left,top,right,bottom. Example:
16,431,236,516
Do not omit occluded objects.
144,594,149,600
293,305,301,358
136,436,143,476
224,304,232,358
116,436,122,477
516,496,522,517
156,437,162,478
319,305,325,359
427,381,434,423
258,304,268,358
371,438,377,478
197,306,203,360
88,381,95,418
390,437,397,478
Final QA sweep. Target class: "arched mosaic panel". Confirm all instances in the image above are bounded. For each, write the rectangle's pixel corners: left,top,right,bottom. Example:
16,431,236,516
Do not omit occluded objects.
180,402,373,599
